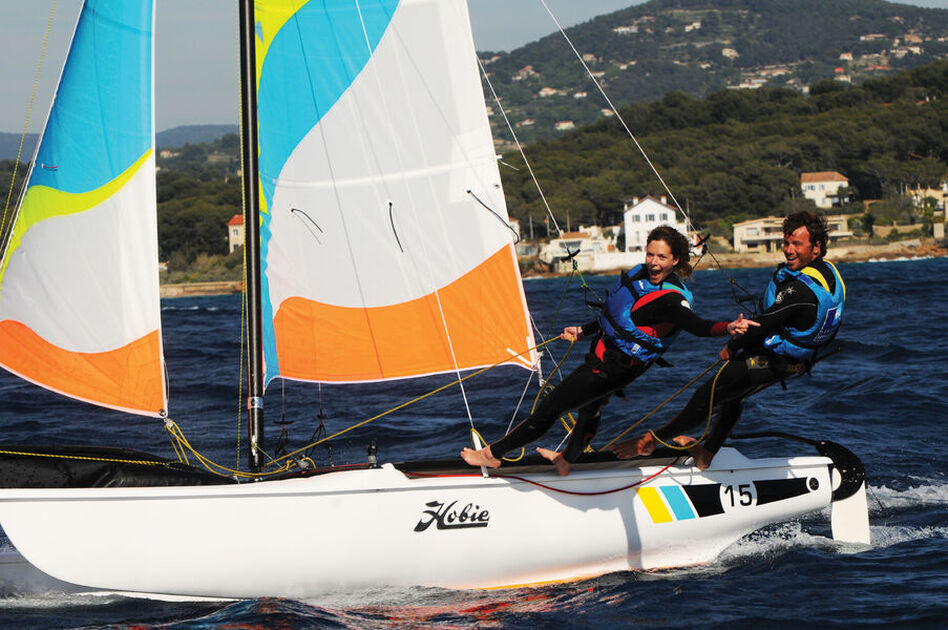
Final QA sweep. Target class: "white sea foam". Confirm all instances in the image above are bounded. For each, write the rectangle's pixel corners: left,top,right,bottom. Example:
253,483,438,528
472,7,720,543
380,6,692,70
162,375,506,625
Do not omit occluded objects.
865,255,935,263
868,479,948,512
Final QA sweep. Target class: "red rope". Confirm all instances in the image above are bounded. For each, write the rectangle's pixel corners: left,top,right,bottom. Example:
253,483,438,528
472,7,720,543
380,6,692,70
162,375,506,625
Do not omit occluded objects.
405,463,674,496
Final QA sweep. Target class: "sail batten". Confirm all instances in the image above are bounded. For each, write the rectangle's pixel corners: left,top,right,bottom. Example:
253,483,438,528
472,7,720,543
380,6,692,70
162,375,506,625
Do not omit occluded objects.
257,0,536,386
0,1,164,417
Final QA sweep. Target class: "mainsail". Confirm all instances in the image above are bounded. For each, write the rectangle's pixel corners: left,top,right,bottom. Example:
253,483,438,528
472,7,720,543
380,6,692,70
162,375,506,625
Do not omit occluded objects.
0,1,164,416
254,0,536,385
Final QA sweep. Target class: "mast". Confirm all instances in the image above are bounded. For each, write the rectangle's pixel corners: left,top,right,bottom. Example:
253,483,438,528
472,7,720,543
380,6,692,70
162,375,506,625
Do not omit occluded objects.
238,0,265,473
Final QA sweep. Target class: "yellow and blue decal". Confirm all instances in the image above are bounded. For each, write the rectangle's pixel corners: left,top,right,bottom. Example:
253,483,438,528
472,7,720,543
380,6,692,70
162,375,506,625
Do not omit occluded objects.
637,486,698,524
637,478,817,524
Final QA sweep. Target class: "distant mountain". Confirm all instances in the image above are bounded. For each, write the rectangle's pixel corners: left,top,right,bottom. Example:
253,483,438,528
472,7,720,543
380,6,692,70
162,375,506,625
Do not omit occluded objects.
156,125,238,149
0,125,239,161
481,0,948,144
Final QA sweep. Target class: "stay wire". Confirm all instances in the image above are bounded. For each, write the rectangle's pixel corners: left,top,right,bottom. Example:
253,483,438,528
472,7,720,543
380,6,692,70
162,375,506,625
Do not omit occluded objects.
477,55,563,235
270,337,563,468
1,1,57,249
538,0,758,314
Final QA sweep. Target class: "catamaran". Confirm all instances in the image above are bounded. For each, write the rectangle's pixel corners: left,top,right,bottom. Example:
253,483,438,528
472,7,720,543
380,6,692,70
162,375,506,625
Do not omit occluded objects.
0,0,869,598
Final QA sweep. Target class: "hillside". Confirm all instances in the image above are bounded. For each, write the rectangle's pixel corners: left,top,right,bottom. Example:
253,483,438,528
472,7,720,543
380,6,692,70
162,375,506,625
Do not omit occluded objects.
482,0,948,144
499,59,948,233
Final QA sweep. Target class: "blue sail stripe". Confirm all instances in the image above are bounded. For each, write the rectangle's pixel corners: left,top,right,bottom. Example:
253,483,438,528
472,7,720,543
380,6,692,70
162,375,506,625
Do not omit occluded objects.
258,0,400,386
31,0,152,195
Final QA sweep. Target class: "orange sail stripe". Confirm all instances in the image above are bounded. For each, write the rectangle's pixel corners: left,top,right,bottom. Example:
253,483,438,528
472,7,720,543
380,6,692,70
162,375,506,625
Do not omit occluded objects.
273,246,532,382
0,320,165,416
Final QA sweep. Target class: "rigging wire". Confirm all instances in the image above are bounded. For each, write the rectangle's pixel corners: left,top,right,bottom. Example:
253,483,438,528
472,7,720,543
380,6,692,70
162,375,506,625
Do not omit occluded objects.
0,0,57,250
477,55,564,236
536,0,758,310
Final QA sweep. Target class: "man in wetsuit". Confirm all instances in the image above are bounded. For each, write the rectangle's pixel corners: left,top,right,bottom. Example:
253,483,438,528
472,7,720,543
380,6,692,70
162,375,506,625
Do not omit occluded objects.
461,225,757,476
611,211,845,469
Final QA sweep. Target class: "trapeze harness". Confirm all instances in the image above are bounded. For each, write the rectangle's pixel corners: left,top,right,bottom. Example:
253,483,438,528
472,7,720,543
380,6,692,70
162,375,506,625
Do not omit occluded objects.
597,264,695,366
761,261,846,362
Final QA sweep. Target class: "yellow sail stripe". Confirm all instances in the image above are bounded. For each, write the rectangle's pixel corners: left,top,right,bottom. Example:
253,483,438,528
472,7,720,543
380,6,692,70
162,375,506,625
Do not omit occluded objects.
254,0,309,79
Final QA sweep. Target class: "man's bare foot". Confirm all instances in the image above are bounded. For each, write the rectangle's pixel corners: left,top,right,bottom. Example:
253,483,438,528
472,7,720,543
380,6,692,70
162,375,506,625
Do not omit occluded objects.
537,447,570,476
460,446,501,469
672,435,713,470
609,432,656,459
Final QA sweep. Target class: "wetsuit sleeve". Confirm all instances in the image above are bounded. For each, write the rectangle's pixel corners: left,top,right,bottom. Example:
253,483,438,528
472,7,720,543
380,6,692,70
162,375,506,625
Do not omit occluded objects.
580,320,601,337
728,279,817,354
634,293,730,337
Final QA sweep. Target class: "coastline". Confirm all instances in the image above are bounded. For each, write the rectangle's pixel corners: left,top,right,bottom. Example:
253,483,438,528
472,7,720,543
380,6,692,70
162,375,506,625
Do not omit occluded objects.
160,240,946,297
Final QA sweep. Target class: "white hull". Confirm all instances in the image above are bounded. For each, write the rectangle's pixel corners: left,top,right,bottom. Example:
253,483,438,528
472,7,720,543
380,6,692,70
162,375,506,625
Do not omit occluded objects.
0,448,837,598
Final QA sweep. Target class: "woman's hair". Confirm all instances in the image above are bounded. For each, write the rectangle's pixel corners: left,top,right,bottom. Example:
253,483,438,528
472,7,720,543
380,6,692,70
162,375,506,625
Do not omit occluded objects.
647,225,692,278
783,211,828,257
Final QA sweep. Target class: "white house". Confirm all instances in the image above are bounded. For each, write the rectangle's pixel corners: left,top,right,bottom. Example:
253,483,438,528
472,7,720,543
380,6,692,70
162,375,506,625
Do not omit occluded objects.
801,171,850,209
227,214,244,253
621,196,689,252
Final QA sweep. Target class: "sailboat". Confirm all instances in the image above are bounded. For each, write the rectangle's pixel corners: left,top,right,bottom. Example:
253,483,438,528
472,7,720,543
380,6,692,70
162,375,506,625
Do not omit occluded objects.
0,0,870,598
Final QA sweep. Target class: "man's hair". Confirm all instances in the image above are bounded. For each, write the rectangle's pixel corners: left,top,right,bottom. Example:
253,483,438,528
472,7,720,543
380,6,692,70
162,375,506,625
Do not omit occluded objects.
783,211,828,256
647,225,692,278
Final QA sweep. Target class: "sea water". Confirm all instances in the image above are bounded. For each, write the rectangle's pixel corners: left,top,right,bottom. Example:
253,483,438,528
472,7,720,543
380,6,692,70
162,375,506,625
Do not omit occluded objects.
0,257,945,628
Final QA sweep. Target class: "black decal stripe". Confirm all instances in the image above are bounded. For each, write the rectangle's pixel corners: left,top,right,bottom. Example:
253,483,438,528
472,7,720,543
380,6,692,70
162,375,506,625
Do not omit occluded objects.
682,483,724,517
754,478,811,506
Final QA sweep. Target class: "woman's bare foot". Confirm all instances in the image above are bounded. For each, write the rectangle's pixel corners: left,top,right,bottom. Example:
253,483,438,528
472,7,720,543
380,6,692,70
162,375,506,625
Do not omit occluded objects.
672,435,714,470
460,446,501,468
609,432,656,459
536,447,570,476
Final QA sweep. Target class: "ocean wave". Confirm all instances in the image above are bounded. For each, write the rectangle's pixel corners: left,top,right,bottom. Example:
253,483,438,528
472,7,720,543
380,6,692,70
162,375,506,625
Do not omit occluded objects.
868,480,948,511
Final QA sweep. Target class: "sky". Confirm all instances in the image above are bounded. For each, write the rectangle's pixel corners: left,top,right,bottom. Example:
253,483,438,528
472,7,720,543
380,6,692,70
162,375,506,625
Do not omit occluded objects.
0,0,944,133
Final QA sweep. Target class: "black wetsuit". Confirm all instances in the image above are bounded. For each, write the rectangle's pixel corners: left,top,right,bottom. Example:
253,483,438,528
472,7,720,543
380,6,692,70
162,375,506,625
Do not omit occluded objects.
652,259,839,453
489,292,730,463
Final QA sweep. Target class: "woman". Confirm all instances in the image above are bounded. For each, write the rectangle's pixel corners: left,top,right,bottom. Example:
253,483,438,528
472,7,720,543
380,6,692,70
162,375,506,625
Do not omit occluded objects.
461,225,756,475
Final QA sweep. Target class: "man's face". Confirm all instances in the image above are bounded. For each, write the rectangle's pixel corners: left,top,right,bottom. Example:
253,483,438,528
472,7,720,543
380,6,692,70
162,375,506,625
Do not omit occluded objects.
783,225,821,271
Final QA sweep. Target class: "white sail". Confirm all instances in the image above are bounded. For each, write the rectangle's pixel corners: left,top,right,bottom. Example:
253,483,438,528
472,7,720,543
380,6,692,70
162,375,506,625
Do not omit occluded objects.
254,0,536,384
0,1,164,416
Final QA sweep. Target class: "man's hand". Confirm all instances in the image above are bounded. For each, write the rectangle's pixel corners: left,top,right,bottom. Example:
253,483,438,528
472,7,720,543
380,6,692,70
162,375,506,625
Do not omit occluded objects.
726,313,759,336
719,344,732,361
561,326,583,342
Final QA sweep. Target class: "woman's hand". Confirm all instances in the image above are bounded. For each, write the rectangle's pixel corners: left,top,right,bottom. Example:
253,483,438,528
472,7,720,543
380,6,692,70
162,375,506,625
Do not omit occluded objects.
561,326,583,342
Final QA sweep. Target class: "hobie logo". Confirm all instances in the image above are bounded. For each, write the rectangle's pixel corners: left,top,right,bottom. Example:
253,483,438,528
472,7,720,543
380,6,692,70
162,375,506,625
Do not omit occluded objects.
414,500,490,532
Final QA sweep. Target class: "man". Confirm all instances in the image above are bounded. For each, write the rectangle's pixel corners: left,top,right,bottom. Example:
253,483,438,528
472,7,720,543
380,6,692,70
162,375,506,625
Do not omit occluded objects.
611,211,845,469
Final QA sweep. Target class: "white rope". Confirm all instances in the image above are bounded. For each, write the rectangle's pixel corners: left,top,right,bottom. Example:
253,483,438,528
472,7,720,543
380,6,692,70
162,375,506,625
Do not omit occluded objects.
537,0,699,236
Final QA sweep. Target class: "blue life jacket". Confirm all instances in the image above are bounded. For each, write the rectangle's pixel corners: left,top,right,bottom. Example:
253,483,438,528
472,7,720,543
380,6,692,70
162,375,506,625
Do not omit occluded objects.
761,261,846,361
597,264,694,364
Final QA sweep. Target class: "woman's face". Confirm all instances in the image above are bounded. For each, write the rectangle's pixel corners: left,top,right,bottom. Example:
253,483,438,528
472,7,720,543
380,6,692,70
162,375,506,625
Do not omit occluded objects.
644,239,679,284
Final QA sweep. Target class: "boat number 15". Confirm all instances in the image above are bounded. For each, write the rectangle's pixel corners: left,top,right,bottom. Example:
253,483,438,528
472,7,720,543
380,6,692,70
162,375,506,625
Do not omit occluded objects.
723,484,755,507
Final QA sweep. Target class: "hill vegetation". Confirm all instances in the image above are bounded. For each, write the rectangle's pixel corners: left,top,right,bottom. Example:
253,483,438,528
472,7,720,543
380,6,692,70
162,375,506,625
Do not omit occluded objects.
481,0,948,143
499,59,948,236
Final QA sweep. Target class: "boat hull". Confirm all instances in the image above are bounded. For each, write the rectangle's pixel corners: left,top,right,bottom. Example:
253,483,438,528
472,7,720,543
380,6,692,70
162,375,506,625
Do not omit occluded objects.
0,448,833,598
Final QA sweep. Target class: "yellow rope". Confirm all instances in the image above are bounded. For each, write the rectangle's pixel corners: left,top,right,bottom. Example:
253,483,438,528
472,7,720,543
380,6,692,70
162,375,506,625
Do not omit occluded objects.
1,1,56,239
268,337,561,468
599,359,722,450
648,359,730,450
164,419,291,479
0,448,168,467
